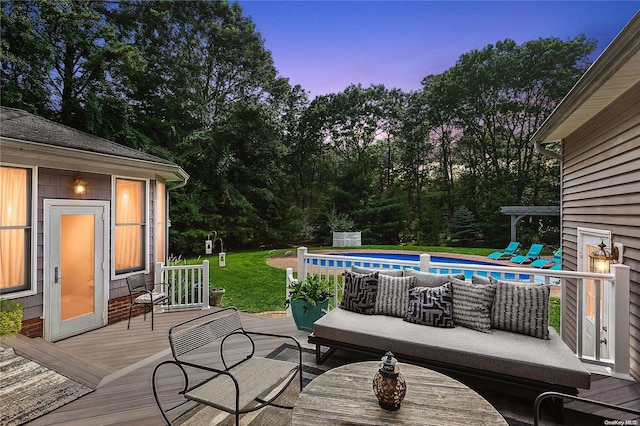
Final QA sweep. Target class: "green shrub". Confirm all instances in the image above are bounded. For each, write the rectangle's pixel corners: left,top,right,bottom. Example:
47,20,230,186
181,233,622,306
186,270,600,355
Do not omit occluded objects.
549,297,560,334
0,298,23,336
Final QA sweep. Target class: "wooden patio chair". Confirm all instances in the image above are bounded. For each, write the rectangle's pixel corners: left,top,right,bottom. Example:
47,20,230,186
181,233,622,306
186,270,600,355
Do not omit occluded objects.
126,273,169,330
152,307,303,425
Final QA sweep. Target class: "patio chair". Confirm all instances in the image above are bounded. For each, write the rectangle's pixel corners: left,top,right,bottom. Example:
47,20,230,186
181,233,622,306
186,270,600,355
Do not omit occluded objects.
152,307,303,425
126,273,169,330
510,243,544,264
487,242,520,260
531,249,562,269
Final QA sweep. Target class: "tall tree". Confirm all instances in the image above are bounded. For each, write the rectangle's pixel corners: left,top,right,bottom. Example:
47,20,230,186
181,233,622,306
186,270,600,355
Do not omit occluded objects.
422,36,594,245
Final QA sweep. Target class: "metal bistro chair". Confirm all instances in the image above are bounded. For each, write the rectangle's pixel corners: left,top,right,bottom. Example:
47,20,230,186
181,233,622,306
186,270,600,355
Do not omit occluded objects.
152,307,303,425
126,273,169,330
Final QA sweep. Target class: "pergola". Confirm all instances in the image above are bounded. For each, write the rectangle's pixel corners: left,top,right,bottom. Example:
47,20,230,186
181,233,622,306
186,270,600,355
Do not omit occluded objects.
499,206,560,242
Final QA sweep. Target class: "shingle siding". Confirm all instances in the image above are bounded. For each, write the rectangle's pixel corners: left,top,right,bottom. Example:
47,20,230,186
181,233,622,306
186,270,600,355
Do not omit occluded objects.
561,81,640,380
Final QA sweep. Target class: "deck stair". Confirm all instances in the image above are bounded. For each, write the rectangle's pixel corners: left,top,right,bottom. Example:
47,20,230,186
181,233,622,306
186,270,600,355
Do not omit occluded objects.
1,333,113,389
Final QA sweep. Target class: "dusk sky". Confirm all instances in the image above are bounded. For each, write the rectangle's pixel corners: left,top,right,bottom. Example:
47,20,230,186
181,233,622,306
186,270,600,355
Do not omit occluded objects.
236,1,639,98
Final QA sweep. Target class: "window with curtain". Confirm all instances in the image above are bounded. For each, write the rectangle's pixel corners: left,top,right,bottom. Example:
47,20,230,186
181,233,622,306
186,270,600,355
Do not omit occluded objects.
156,181,166,263
115,178,146,274
0,166,32,294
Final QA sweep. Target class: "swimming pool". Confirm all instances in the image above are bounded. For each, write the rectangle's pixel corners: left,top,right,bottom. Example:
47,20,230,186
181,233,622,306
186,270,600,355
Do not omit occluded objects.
309,252,530,281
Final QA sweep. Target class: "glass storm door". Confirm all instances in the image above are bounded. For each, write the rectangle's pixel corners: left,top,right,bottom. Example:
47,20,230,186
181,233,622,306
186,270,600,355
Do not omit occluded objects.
45,200,108,341
578,228,611,361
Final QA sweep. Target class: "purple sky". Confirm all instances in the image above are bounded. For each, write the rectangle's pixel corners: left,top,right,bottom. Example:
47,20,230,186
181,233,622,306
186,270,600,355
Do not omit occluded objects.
236,1,639,98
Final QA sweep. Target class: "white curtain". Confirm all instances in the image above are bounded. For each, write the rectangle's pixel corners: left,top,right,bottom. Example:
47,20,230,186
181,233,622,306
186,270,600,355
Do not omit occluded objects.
115,179,143,271
0,167,27,289
156,182,166,263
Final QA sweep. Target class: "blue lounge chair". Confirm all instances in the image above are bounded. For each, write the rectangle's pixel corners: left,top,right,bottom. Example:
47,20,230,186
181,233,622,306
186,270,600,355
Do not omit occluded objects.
548,263,562,270
487,242,520,260
531,249,562,269
510,244,544,264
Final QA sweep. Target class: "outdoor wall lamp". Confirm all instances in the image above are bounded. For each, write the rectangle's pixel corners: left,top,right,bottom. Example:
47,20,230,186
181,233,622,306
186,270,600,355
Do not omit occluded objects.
589,239,622,273
72,175,87,195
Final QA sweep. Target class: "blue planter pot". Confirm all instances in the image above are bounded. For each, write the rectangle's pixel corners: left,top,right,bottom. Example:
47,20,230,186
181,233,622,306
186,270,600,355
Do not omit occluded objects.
290,299,329,332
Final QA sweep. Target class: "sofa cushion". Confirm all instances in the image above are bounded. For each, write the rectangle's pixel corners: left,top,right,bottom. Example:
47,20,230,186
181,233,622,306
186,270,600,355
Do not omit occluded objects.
352,265,404,277
490,277,551,340
403,269,465,288
340,271,378,315
313,307,591,389
404,283,454,328
450,278,496,333
374,275,416,318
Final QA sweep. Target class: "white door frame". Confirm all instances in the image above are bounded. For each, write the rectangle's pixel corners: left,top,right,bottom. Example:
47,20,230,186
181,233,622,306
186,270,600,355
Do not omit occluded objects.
43,199,110,341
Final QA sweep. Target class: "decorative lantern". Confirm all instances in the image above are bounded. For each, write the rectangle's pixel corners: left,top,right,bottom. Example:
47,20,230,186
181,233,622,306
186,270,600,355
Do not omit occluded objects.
372,351,406,411
589,239,620,273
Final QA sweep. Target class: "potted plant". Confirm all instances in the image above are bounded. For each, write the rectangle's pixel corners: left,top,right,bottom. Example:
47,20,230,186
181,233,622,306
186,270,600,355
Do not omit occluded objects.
209,285,226,307
285,274,332,331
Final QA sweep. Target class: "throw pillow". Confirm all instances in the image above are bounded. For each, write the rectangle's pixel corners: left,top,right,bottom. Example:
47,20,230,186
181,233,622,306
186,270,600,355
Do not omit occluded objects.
374,275,417,318
471,274,491,285
340,271,379,315
404,283,454,328
450,277,496,333
490,277,550,340
352,265,404,277
403,269,466,288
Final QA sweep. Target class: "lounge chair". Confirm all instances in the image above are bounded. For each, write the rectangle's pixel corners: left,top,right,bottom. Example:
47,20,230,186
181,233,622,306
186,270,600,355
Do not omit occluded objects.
487,241,520,260
531,249,562,269
549,263,562,270
510,244,544,264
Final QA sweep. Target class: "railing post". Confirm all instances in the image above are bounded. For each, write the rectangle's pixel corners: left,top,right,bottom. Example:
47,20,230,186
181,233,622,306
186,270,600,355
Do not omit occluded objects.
297,246,308,282
612,264,631,378
155,261,167,312
155,261,164,285
419,253,431,272
285,267,294,317
202,260,210,310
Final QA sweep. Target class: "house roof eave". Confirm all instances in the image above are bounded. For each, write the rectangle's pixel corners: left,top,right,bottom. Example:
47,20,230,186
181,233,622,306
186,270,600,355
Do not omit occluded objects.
533,11,640,157
1,136,189,183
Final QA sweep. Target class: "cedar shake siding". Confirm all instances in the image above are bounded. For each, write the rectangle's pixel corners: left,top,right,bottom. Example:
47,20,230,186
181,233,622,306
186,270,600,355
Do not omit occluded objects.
561,81,640,380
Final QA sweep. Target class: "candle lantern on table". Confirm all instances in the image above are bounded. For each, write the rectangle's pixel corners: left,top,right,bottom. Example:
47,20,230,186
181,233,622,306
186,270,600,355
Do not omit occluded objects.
372,351,406,411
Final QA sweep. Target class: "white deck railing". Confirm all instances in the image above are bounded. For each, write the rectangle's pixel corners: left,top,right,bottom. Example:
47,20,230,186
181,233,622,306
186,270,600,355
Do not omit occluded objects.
286,247,631,378
155,260,210,310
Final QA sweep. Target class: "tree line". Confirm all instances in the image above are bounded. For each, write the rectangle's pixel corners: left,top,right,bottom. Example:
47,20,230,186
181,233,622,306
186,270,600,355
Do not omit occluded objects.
1,0,596,255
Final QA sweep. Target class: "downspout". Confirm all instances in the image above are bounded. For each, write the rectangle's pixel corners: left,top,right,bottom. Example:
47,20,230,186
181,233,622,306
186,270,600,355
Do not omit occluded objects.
534,139,562,160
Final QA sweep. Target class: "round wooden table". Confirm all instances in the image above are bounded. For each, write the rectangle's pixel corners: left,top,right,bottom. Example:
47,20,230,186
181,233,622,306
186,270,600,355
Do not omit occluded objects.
292,361,507,425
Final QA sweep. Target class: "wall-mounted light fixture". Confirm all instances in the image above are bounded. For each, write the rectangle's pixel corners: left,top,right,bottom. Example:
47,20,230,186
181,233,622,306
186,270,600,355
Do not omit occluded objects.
589,239,622,273
72,175,88,195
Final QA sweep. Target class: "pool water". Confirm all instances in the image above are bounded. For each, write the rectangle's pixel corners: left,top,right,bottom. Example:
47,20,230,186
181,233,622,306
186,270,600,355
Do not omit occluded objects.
309,252,529,281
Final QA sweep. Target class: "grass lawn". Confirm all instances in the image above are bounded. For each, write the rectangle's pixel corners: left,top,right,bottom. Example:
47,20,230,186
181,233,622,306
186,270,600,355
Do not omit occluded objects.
186,245,561,332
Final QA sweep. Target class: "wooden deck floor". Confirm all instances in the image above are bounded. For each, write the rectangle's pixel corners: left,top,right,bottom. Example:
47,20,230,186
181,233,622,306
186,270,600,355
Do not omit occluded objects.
3,309,639,425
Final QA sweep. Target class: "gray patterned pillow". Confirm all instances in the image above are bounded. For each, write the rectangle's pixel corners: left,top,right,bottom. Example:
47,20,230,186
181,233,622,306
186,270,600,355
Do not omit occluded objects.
450,277,496,333
374,275,416,317
339,271,379,315
490,277,550,340
403,269,465,288
404,283,454,328
352,265,404,277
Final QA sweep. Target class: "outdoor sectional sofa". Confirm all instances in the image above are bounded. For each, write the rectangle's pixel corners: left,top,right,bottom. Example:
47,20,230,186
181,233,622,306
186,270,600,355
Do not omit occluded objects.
308,267,591,401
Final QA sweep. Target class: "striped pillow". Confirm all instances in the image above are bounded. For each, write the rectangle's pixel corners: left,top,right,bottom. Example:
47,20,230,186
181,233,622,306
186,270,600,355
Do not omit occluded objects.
490,278,550,340
374,275,416,317
450,278,496,333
